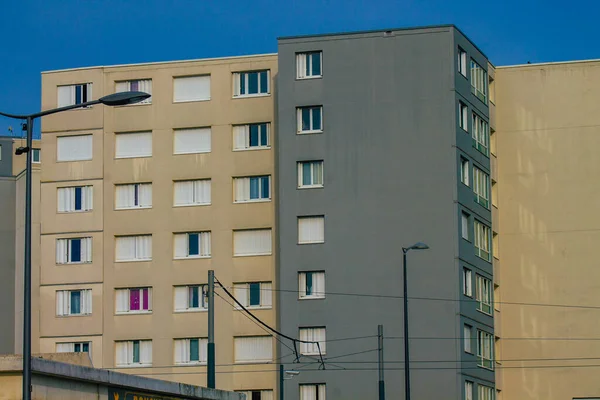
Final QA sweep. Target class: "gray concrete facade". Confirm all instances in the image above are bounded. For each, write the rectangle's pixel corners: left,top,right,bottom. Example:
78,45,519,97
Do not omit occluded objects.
276,26,493,399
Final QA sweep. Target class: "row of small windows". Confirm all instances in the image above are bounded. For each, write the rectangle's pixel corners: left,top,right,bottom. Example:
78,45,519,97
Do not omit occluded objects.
465,380,494,400
55,52,324,109
457,47,488,105
461,212,491,262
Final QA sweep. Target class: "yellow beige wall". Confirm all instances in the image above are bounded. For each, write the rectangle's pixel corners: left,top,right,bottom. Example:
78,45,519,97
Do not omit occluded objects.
496,60,600,399
39,55,278,392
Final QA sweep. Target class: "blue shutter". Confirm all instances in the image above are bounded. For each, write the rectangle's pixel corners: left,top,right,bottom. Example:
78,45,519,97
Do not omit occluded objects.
261,176,270,199
190,339,199,361
302,163,312,186
249,177,259,199
248,72,258,94
302,108,311,131
240,73,246,95
132,341,140,363
312,107,322,130
70,291,81,314
74,343,81,352
312,53,321,76
70,239,81,263
249,124,259,147
260,124,268,146
190,286,200,308
259,71,268,93
306,272,313,295
75,85,82,105
249,283,260,306
188,233,199,256
74,187,82,210
134,184,139,206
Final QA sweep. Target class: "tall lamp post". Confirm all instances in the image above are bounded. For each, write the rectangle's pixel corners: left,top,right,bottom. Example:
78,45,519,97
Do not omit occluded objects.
0,91,150,400
402,242,429,400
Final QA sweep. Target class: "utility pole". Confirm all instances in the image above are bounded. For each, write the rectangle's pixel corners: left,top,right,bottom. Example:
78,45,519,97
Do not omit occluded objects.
208,270,215,388
378,324,385,400
280,364,284,400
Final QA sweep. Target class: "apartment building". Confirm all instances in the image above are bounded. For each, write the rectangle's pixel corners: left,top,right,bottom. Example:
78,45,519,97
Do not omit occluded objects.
276,26,496,400
38,55,278,396
495,60,600,400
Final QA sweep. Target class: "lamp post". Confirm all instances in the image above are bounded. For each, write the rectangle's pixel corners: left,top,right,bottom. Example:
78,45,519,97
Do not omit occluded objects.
401,242,429,400
0,91,150,400
279,365,299,400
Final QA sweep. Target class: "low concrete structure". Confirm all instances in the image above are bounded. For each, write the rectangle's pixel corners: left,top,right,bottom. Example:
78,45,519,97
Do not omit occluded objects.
0,355,243,400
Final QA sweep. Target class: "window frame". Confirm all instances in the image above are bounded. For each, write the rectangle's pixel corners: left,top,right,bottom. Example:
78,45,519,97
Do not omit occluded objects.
56,134,93,162
472,113,490,156
114,183,153,210
233,281,272,310
299,271,326,300
464,324,473,354
115,235,152,262
232,123,271,151
173,179,212,207
477,329,494,370
174,337,208,365
474,220,491,261
297,106,323,134
470,59,488,104
173,75,211,103
173,231,212,259
57,185,93,213
476,274,493,315
31,148,41,163
465,381,474,400
297,161,324,189
298,215,325,244
115,339,152,367
115,79,152,105
460,157,470,186
299,327,327,356
299,383,326,400
458,101,468,131
233,175,272,203
174,284,209,313
461,212,470,241
296,51,323,79
473,166,490,209
115,287,153,315
233,70,271,98
463,267,472,297
458,48,467,78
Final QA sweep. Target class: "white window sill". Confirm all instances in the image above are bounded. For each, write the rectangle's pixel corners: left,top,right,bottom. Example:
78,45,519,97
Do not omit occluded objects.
476,308,493,317
234,199,272,204
32,161,41,164
173,98,211,104
115,259,152,263
173,150,211,155
115,311,152,315
57,261,92,266
57,313,91,318
233,146,271,152
174,308,208,313
297,185,324,189
115,364,152,368
298,241,325,245
477,364,494,371
232,93,270,99
56,158,93,163
115,206,152,211
296,75,322,80
233,253,272,257
174,362,207,366
234,360,273,365
301,352,325,357
57,210,93,214
115,102,152,108
234,306,272,311
115,155,152,160
297,130,323,135
174,255,211,260
173,203,211,208
299,296,325,300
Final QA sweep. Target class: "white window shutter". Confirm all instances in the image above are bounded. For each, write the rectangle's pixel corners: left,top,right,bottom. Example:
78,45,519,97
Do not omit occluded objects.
56,343,74,352
140,341,152,364
173,75,210,102
139,183,152,207
234,336,272,363
198,338,208,363
82,186,93,211
297,54,307,79
174,181,194,206
200,232,211,257
174,128,211,154
174,339,188,363
233,229,272,256
56,239,68,264
115,184,135,209
116,237,135,261
115,342,128,366
115,289,129,313
174,287,188,311
318,385,326,400
298,217,325,244
136,235,152,260
298,273,307,298
261,283,272,307
115,132,152,158
56,291,65,316
194,180,211,205
314,272,325,297
233,73,241,96
82,289,92,314
300,386,315,400
262,391,274,400
233,125,249,150
234,178,250,202
57,187,74,212
57,135,93,162
115,81,128,93
57,86,74,107
138,79,152,101
174,234,187,259
234,284,248,308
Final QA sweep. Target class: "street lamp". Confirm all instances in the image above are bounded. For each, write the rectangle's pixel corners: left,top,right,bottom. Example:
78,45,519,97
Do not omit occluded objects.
401,242,429,400
279,365,300,400
0,91,150,400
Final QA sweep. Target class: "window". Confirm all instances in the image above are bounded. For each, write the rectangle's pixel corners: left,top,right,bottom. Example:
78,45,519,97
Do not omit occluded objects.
115,235,152,262
174,285,208,312
115,287,152,314
300,384,326,400
233,229,272,256
173,127,211,154
57,83,92,107
174,338,207,365
234,282,272,308
173,179,211,206
458,48,467,77
56,289,92,316
473,166,490,208
463,268,472,297
470,60,488,104
297,106,323,133
464,325,472,353
461,212,470,240
174,232,211,258
460,157,469,186
299,271,325,299
115,183,152,209
472,113,489,156
298,216,325,244
57,186,93,212
465,381,473,400
478,385,494,400
115,79,152,104
31,148,41,163
234,336,273,363
477,330,494,369
234,176,271,202
56,342,90,355
298,161,324,188
173,75,210,102
233,123,270,150
236,390,274,400
115,340,152,367
233,70,270,97
297,51,322,79
474,220,491,261
459,101,468,131
115,131,152,158
56,237,92,264
57,135,93,162
476,275,493,314
299,327,326,355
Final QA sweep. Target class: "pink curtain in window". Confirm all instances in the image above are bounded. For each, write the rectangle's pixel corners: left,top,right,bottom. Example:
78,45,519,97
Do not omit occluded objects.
130,289,140,311
142,288,149,310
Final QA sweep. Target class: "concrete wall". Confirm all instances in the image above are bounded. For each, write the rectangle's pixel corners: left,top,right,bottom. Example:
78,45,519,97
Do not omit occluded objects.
276,26,491,399
496,60,600,400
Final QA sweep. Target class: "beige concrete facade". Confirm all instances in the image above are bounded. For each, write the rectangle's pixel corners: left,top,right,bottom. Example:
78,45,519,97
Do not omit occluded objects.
496,60,600,399
39,55,278,393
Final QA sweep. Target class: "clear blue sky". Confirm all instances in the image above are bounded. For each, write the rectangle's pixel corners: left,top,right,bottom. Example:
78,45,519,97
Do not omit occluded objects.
1,0,597,136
